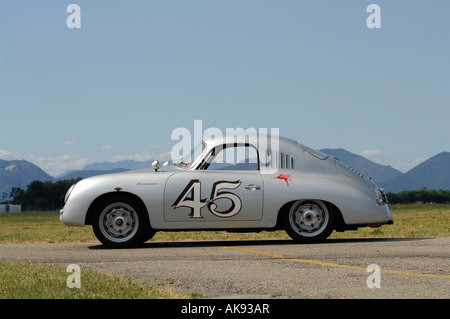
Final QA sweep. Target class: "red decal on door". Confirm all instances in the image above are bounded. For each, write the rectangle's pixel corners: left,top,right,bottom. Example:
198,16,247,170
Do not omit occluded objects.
271,174,292,186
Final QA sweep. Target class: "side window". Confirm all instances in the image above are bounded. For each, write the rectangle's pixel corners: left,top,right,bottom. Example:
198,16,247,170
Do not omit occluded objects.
203,145,259,170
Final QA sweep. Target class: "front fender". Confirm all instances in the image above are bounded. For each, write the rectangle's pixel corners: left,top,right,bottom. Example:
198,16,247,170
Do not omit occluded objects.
60,170,173,227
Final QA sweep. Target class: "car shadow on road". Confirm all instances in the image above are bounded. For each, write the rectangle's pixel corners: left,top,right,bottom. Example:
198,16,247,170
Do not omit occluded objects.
88,237,430,250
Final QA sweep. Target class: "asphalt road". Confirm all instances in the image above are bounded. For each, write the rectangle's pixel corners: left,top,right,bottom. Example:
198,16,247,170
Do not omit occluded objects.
0,237,448,299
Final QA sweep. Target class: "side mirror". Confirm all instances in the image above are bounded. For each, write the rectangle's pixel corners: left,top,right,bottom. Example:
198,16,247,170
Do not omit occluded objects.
151,160,160,171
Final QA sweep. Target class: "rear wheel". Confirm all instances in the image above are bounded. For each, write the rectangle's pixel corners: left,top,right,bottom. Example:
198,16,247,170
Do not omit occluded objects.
92,198,154,248
283,200,334,243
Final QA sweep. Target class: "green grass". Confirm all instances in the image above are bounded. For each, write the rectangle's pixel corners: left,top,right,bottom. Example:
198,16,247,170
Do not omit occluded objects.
330,203,450,239
0,261,196,299
0,211,96,243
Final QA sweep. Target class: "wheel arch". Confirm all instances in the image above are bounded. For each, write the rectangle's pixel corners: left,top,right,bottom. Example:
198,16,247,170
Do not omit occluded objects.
275,199,345,231
85,191,150,226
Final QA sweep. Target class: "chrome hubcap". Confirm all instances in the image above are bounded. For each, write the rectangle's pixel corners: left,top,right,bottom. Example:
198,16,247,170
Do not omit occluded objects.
289,200,329,237
99,203,139,243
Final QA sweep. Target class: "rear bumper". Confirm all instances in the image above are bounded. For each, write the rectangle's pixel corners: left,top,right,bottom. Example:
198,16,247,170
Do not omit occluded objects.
338,218,393,231
368,218,394,228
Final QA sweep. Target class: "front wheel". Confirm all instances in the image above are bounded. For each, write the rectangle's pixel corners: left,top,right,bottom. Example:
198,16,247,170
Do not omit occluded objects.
92,199,154,248
283,200,334,243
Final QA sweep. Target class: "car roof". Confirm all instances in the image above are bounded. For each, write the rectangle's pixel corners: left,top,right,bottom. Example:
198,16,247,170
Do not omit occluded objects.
201,132,297,148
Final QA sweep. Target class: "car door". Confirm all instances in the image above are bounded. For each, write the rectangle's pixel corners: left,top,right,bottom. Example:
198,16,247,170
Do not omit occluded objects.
163,145,263,223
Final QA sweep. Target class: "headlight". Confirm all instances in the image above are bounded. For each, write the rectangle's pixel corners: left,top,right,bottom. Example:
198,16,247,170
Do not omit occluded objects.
64,184,76,204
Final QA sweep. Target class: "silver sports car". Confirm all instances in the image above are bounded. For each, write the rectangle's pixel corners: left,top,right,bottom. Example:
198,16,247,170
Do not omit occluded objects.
60,133,392,248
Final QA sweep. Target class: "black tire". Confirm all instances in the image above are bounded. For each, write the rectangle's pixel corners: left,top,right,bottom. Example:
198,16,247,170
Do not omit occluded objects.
283,200,334,243
92,197,155,248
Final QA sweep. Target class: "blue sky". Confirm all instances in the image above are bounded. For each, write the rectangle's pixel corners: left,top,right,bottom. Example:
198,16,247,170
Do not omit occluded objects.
1,1,449,176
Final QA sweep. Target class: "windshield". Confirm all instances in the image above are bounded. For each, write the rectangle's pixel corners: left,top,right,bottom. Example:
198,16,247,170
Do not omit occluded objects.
175,141,206,169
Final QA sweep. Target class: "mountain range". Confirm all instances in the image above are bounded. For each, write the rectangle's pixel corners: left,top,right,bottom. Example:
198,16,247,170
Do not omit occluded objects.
377,152,450,192
1,149,450,198
0,159,53,197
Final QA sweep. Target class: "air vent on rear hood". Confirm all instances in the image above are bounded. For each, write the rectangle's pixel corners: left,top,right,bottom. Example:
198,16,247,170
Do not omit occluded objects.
334,158,370,180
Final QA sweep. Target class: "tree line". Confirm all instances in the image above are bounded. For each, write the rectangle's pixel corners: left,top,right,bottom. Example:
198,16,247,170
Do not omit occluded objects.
2,178,82,211
2,180,450,211
386,189,450,204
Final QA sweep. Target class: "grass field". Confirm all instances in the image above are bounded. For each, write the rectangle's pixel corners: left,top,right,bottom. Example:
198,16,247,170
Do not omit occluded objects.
0,261,197,299
0,204,448,298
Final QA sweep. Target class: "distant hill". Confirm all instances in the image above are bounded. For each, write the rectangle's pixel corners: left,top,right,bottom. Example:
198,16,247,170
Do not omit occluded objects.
57,168,130,180
83,160,154,171
0,159,54,196
380,152,450,192
320,148,403,185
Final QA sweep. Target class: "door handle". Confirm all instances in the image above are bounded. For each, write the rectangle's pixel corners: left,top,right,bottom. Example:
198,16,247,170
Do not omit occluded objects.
244,184,261,191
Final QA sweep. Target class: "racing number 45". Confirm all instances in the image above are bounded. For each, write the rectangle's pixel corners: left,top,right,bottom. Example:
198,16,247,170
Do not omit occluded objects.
172,180,242,218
